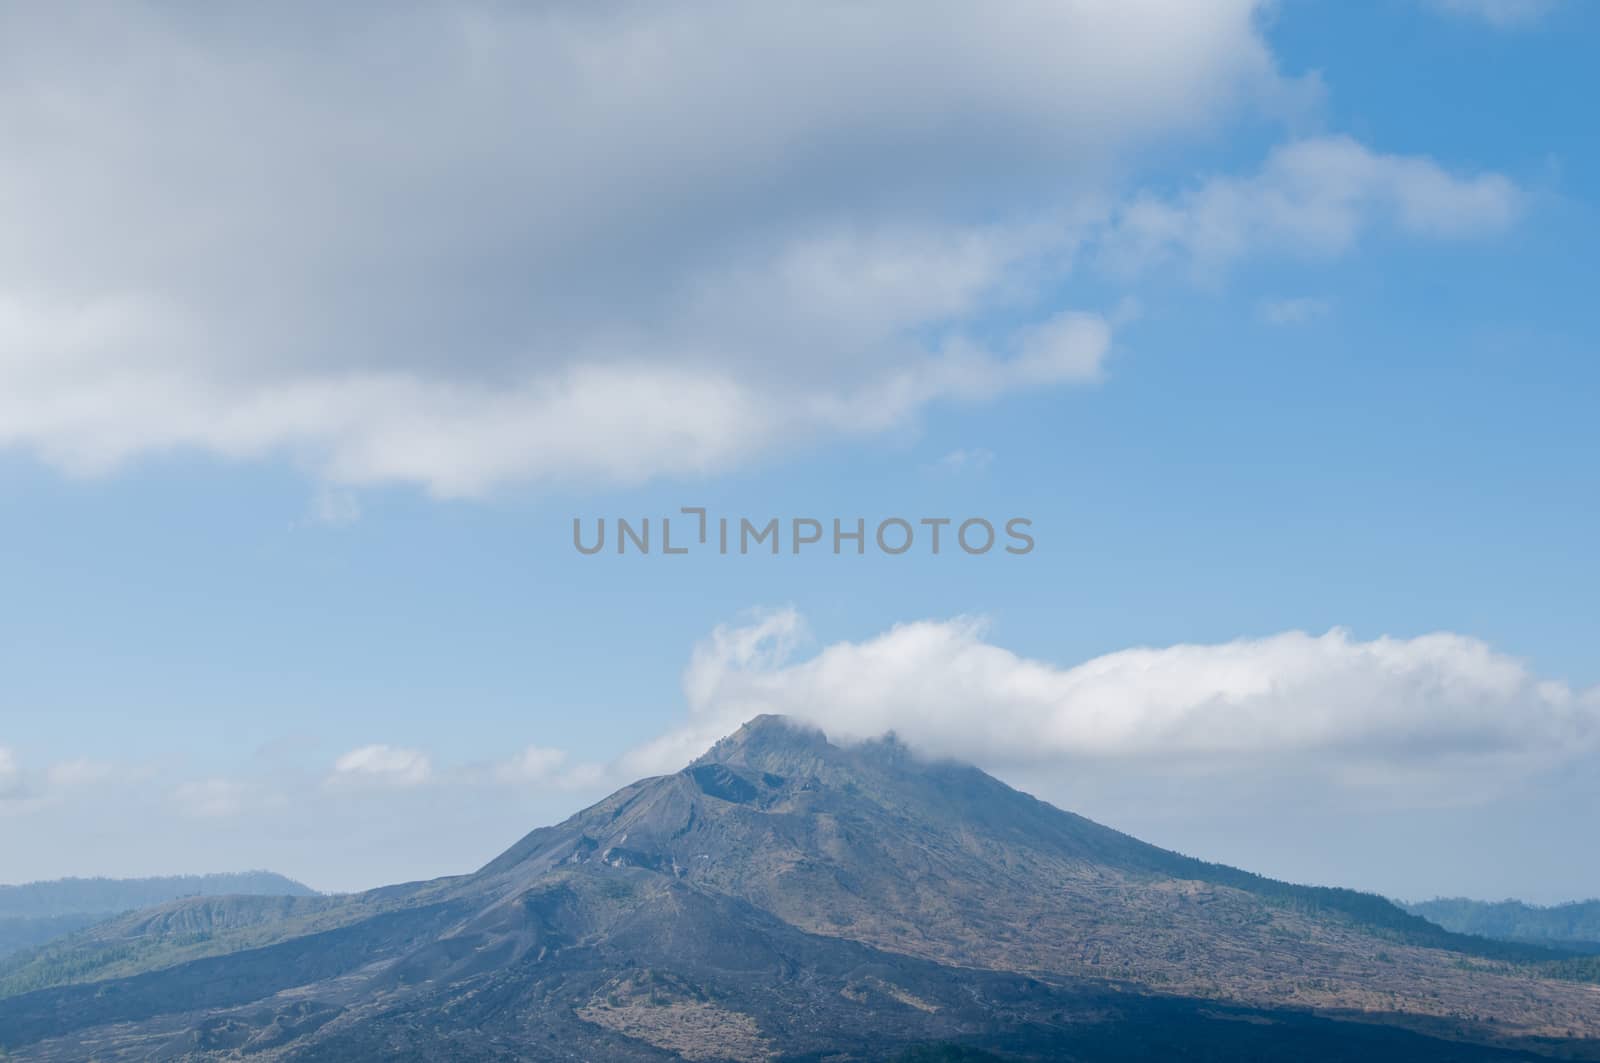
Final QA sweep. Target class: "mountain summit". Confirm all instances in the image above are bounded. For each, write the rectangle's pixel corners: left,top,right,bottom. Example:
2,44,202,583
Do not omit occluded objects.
2,716,1598,1060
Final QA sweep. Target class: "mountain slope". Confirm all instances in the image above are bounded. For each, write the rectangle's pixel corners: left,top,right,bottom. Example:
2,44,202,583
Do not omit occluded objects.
2,716,1598,1061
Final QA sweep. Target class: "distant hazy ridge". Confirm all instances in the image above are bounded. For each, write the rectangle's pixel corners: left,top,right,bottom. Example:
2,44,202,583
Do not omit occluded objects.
1407,898,1600,952
0,873,315,960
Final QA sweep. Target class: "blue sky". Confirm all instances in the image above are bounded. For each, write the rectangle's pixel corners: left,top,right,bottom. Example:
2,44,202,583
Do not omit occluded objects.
1,0,1597,900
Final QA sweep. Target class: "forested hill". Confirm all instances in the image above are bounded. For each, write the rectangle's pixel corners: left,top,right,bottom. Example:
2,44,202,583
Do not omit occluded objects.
0,873,317,960
0,873,315,920
1408,897,1600,952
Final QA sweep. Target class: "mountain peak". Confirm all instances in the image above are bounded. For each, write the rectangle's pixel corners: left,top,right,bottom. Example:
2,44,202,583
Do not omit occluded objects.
721,712,814,741
691,714,832,769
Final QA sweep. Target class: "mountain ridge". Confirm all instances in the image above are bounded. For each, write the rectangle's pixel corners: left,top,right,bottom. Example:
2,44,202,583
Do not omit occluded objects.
1406,897,1600,954
0,872,318,966
0,872,318,920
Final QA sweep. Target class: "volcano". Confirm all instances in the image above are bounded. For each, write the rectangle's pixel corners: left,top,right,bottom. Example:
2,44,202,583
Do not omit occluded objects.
2,715,1597,1060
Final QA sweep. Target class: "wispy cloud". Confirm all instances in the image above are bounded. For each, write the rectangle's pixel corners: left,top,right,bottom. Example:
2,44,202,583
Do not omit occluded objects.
1102,136,1520,278
46,759,117,789
1426,0,1559,27
172,778,260,819
0,747,26,803
320,741,604,794
934,448,995,476
1257,297,1333,325
328,745,433,789
491,746,568,785
309,487,361,527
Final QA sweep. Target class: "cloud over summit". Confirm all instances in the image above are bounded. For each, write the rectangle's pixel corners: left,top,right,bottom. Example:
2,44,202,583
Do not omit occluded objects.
639,610,1599,802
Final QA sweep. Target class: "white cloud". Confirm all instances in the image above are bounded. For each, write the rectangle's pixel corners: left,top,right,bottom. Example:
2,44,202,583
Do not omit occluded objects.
45,759,116,789
6,2,1502,497
1427,0,1558,27
935,448,995,476
1257,296,1332,325
632,609,1600,803
1,751,140,814
492,745,569,785
0,747,25,802
309,487,362,527
330,745,433,788
495,755,610,793
1102,136,1520,276
172,778,256,819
